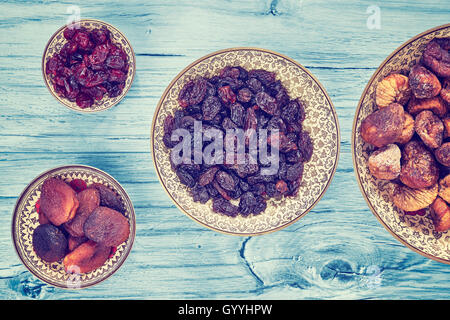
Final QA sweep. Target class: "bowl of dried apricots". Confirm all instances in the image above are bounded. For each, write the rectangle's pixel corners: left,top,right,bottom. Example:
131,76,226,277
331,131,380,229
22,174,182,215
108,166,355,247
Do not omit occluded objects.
11,165,136,288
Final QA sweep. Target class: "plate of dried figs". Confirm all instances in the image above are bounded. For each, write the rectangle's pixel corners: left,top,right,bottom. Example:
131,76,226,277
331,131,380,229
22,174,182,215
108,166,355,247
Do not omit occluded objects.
11,165,136,288
353,24,450,263
151,47,340,235
42,19,136,112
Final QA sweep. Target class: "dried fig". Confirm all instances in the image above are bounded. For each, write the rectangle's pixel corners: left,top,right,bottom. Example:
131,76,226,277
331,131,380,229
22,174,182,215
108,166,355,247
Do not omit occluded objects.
368,144,401,180
376,73,411,108
438,174,450,203
430,197,450,232
422,38,450,78
414,110,444,149
443,117,450,138
400,140,439,189
408,65,441,99
360,103,405,148
407,95,447,117
63,240,110,274
441,78,450,104
396,112,415,144
391,182,438,212
435,142,450,166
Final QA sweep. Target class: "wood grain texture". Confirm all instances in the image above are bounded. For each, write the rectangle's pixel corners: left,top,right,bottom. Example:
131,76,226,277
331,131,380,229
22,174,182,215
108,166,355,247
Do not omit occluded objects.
0,0,449,299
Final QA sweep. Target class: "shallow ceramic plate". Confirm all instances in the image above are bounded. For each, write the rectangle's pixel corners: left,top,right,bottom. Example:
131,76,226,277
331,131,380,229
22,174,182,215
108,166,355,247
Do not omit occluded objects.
11,165,136,288
151,47,340,236
352,24,450,264
42,19,136,113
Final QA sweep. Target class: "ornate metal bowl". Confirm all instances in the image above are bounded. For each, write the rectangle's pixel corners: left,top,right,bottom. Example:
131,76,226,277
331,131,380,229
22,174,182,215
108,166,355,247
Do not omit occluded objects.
352,24,450,264
152,47,340,236
11,165,136,288
42,19,136,113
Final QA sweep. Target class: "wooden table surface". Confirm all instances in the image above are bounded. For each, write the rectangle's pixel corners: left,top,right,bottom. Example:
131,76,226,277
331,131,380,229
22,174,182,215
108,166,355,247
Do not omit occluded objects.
1,0,449,300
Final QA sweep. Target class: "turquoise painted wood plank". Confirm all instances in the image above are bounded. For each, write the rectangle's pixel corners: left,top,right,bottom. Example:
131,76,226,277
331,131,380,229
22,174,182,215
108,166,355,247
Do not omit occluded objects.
0,0,449,299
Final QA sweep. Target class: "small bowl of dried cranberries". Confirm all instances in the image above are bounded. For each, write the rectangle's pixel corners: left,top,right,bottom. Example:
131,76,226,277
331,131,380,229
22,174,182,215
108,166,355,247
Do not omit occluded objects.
42,19,136,112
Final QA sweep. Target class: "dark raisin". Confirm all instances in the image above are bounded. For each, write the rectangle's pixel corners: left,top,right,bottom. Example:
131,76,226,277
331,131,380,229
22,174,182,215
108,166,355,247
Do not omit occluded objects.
199,166,219,186
202,96,222,121
212,197,239,217
239,191,257,216
178,78,207,108
298,131,313,162
218,85,236,104
246,77,263,93
237,88,253,103
216,171,236,191
192,185,210,204
176,167,196,188
248,69,276,86
286,162,304,182
230,103,245,127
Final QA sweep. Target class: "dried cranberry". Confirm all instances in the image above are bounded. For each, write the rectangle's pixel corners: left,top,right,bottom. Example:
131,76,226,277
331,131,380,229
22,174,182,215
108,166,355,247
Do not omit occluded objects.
108,69,126,83
89,44,109,65
105,55,125,69
76,93,94,109
46,56,62,76
90,28,110,45
63,27,77,40
69,179,88,192
35,198,41,213
73,31,91,49
64,76,80,100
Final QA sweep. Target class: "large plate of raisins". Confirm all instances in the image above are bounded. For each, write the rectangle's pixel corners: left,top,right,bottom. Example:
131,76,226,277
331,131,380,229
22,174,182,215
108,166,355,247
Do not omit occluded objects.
11,165,136,288
353,24,450,263
152,48,340,235
42,19,136,112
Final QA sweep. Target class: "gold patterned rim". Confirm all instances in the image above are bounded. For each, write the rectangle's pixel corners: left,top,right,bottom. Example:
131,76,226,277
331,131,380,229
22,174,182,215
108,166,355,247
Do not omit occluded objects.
151,47,340,236
11,165,136,288
352,23,450,264
42,19,136,113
